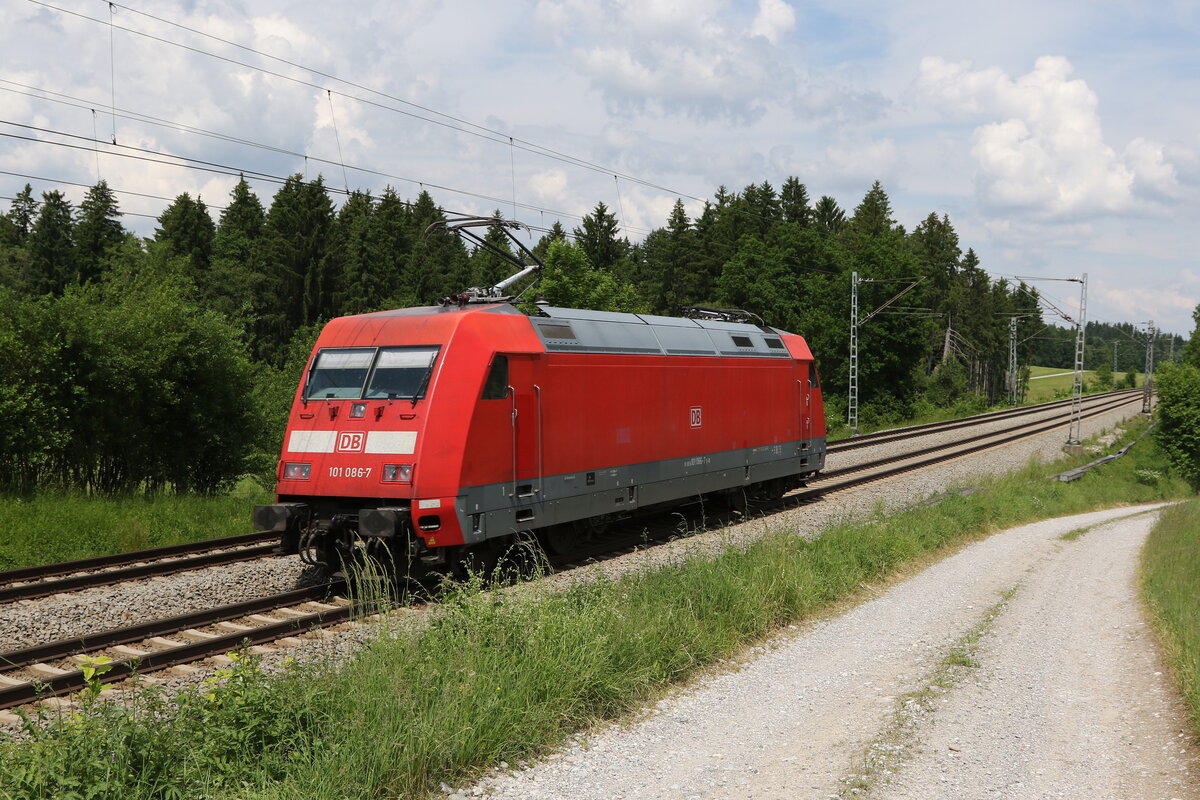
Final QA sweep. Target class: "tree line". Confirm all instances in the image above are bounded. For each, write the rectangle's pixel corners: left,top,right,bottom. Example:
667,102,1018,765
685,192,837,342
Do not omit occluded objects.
0,174,1171,495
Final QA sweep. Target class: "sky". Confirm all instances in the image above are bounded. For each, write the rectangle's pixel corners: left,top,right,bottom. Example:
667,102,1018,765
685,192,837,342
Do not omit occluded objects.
2,0,1198,337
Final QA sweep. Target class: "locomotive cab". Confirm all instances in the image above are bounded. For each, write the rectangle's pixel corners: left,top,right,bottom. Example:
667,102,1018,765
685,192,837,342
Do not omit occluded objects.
253,304,541,575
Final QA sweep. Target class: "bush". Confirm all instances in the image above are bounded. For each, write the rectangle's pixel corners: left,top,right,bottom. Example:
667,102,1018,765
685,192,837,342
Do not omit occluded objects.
0,279,258,495
1153,363,1200,489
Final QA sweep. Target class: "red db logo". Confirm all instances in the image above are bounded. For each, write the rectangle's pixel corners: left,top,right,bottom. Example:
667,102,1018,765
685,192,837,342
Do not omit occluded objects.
689,407,702,428
336,432,365,453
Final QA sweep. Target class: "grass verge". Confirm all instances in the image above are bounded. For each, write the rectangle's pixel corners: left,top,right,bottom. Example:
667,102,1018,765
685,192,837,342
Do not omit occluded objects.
0,480,270,571
1141,498,1200,736
0,420,1191,800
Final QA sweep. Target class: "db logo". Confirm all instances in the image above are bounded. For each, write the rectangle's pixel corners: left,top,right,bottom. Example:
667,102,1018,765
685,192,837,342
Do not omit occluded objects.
336,431,365,453
689,407,702,428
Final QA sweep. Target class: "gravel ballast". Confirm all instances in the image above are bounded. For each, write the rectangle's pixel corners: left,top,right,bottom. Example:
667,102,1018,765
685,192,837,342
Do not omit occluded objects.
464,504,1199,800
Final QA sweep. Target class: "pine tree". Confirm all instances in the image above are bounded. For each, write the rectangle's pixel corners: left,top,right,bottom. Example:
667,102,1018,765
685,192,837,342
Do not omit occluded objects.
405,190,469,302
6,185,38,240
780,177,811,226
205,178,269,334
261,176,336,356
359,187,413,310
573,201,626,273
26,190,76,296
325,190,374,316
532,221,566,262
639,199,695,314
848,181,896,237
812,196,846,236
75,180,125,284
156,193,216,275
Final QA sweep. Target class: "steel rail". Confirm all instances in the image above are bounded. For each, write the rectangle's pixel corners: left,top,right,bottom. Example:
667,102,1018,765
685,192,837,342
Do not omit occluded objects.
0,542,281,605
0,583,344,674
0,530,276,586
0,603,351,710
807,395,1142,495
827,388,1141,453
819,394,1136,483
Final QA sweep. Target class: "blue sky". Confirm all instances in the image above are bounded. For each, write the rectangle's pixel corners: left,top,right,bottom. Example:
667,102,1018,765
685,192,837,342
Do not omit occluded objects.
3,0,1198,336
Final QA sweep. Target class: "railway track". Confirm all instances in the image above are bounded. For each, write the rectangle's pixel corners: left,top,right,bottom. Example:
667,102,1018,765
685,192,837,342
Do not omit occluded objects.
0,583,351,712
0,531,280,605
826,388,1142,454
0,389,1145,714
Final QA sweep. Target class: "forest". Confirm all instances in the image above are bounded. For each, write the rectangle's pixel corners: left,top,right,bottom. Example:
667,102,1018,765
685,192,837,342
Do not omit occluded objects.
0,175,1176,496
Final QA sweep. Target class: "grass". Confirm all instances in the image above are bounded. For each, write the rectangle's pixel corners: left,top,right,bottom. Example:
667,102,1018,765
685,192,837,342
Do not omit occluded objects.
0,479,271,571
1141,498,1200,736
0,417,1190,800
1024,365,1142,403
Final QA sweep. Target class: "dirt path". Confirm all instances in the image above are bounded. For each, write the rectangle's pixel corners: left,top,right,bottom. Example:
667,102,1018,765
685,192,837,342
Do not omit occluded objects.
467,504,1199,800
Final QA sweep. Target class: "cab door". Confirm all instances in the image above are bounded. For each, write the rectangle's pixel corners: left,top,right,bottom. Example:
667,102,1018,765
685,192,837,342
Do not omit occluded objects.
506,355,542,510
799,364,813,443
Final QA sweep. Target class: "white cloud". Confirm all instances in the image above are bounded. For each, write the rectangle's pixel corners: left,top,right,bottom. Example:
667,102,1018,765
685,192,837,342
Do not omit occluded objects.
916,55,1177,218
824,138,900,184
529,168,568,203
534,0,882,125
750,0,796,45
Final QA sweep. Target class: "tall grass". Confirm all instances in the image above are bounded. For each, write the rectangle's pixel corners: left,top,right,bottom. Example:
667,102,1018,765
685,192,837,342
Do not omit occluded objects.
0,421,1191,800
0,481,270,571
1141,498,1200,734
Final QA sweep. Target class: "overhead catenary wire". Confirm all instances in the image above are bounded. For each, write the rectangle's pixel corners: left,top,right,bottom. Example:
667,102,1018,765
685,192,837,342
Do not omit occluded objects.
21,0,803,236
0,83,651,232
26,0,698,201
0,117,647,233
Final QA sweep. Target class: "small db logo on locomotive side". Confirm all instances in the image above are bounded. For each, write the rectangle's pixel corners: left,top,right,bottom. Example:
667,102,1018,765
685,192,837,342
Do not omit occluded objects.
336,431,365,453
689,406,702,428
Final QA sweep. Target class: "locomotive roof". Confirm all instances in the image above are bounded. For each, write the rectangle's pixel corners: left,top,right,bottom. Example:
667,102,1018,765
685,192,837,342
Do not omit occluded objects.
341,303,809,360
531,306,796,359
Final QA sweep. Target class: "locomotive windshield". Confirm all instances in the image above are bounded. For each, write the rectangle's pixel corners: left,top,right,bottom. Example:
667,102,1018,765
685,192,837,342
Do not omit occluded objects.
304,346,439,400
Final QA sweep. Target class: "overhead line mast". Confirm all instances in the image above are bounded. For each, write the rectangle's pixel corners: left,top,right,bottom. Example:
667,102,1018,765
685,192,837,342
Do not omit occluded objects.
848,273,926,436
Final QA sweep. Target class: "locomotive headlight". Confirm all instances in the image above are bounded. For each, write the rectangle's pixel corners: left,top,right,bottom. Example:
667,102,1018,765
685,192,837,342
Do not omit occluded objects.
382,464,413,483
283,462,311,480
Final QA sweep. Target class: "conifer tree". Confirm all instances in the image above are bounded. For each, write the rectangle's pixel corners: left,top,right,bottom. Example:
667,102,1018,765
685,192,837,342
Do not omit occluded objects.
261,175,336,358
5,184,37,239
812,195,846,236
780,177,811,226
573,201,626,273
26,190,76,296
156,192,216,274
75,180,125,284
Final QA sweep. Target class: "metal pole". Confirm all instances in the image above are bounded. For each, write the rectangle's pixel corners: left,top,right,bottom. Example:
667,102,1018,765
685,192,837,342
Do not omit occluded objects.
1113,341,1117,373
849,271,859,436
1008,317,1018,406
1143,321,1155,414
1066,273,1087,446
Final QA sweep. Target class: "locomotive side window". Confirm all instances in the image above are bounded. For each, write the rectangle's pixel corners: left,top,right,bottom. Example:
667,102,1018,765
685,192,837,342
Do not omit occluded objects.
305,348,375,399
364,346,440,400
809,365,821,389
482,355,509,399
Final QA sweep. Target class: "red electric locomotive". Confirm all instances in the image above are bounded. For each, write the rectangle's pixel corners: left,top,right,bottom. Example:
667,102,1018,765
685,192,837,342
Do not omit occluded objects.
254,221,826,578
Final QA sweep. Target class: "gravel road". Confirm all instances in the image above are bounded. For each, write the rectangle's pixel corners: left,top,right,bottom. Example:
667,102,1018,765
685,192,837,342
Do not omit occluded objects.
465,504,1199,800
